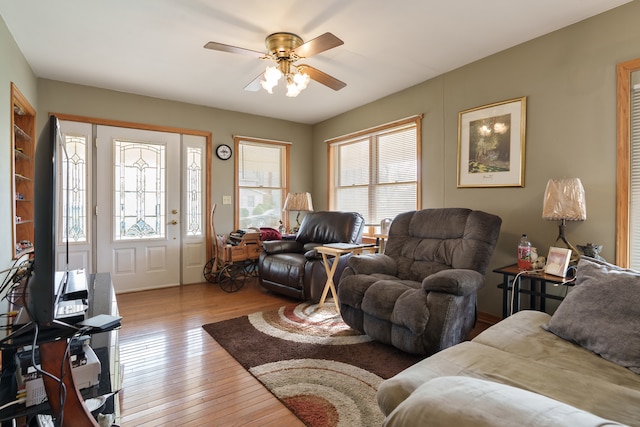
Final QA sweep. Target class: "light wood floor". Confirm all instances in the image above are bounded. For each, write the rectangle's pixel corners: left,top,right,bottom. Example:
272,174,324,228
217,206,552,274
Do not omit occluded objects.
116,278,306,427
116,278,495,426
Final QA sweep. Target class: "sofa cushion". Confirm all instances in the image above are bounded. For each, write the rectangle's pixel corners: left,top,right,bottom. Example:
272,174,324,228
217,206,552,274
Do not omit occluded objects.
377,311,640,425
382,376,626,427
543,256,640,374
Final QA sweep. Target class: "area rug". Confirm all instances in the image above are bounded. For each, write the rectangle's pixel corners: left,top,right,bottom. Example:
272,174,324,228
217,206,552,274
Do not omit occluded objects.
202,301,423,427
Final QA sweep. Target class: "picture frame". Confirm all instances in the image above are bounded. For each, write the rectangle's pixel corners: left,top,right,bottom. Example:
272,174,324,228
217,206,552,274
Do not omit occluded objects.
457,96,527,187
544,247,572,277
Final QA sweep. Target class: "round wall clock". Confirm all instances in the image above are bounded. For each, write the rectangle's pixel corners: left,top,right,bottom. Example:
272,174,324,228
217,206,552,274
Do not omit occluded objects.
216,144,232,160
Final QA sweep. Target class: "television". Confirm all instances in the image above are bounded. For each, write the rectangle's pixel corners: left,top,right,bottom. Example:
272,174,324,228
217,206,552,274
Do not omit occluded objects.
1,115,77,345
27,114,62,325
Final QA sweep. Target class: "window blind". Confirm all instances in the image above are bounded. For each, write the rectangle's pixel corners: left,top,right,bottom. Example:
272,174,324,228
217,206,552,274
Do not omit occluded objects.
630,84,640,269
236,138,288,229
330,118,420,227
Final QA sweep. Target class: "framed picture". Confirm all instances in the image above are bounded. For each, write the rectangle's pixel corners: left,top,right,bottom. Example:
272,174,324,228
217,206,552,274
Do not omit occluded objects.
457,96,527,187
544,247,572,277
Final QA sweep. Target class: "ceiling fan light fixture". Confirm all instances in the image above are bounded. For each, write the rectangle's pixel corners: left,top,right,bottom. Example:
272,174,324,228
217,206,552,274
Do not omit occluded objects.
205,31,346,95
261,65,282,94
286,71,310,97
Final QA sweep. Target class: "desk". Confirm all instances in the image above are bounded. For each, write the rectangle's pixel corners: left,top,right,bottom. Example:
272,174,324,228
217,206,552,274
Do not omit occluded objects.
494,264,574,318
316,244,377,312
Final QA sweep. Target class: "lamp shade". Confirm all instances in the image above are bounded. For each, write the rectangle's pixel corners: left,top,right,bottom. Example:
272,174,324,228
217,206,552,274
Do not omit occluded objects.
283,192,314,212
542,178,586,221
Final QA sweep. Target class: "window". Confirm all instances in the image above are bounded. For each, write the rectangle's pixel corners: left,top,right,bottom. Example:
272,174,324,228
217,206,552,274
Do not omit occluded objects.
185,146,203,237
59,132,88,243
630,79,640,268
113,140,166,240
327,116,421,232
616,59,640,269
235,136,289,229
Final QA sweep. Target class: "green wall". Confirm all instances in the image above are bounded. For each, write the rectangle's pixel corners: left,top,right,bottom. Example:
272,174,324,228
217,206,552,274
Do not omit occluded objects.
3,2,640,317
313,1,640,315
0,14,37,276
36,80,314,231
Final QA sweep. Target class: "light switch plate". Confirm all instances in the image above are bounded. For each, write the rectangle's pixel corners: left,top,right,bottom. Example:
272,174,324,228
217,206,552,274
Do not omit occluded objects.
222,196,231,205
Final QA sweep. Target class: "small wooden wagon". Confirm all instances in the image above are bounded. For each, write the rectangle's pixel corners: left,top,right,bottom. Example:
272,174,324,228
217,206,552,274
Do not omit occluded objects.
203,229,262,292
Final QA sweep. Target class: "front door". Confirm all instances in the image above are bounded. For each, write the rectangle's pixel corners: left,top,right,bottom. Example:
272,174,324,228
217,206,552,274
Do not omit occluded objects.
96,126,181,293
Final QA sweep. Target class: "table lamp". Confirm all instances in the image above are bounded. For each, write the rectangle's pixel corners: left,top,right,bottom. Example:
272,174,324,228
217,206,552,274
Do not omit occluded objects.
541,178,586,260
283,192,314,232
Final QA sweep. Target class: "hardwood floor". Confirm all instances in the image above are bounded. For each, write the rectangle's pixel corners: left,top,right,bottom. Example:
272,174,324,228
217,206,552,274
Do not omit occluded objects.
117,278,305,427
116,278,497,426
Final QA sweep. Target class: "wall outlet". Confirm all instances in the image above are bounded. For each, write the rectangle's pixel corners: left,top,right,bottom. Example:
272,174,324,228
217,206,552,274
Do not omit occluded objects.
222,196,231,205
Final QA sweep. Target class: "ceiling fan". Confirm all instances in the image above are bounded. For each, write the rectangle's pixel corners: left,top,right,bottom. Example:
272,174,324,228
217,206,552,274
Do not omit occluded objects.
204,32,346,97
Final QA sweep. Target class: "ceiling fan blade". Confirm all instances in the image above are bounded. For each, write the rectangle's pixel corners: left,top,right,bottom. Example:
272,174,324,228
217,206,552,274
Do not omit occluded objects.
294,32,343,58
204,41,265,58
297,65,346,91
244,72,264,92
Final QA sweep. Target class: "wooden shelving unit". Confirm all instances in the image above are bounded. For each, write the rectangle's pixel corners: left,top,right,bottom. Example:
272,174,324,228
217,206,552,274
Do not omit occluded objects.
10,83,36,258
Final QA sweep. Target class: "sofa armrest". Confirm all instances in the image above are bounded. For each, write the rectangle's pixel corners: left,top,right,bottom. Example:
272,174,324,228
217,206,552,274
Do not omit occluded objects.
348,253,397,276
382,376,624,427
422,269,484,296
262,240,303,254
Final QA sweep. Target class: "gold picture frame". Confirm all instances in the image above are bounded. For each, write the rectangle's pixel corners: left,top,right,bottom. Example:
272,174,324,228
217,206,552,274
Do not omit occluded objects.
457,96,527,188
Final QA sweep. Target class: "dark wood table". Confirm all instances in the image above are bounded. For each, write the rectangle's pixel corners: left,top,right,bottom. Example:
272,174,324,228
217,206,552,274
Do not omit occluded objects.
493,264,574,318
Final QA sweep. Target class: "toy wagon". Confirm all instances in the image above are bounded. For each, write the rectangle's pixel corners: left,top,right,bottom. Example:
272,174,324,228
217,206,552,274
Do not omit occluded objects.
203,205,263,292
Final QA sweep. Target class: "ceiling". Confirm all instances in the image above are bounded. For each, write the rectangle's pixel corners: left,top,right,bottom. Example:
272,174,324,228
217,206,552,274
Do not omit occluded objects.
0,0,631,124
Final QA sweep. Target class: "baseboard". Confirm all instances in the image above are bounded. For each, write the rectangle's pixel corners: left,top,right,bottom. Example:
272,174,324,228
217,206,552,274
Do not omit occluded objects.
477,311,501,327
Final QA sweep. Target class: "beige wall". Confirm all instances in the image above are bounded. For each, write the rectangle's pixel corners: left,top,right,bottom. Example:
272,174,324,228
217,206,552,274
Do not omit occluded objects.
0,15,37,272
36,80,314,234
3,2,640,316
313,1,640,316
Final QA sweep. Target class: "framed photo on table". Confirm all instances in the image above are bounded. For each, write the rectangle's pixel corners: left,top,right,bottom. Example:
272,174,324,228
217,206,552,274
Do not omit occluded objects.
544,247,572,277
457,96,527,188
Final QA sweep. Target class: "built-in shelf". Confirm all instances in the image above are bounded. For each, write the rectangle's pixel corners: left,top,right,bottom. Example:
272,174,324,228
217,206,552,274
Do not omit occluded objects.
10,83,36,258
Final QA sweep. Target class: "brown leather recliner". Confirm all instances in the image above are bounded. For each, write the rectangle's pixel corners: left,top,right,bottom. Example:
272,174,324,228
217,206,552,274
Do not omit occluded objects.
258,211,365,302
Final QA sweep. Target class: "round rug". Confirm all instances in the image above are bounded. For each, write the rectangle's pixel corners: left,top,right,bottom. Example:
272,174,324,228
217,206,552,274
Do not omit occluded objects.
248,300,372,345
250,358,384,427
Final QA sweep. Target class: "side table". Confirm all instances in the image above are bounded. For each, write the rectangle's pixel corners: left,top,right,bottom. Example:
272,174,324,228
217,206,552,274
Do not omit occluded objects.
494,264,574,318
315,244,377,312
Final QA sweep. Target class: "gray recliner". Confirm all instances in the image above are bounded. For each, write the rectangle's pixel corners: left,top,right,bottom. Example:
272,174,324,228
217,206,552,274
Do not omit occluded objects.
337,208,502,355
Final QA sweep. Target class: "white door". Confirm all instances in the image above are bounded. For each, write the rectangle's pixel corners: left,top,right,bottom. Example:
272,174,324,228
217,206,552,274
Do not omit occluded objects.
96,126,181,293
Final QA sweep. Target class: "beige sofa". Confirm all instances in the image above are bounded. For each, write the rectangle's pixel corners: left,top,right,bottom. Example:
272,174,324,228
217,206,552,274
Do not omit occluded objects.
377,257,640,426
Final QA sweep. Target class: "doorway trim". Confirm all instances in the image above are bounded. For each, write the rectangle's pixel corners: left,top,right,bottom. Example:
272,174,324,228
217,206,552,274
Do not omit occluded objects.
53,113,213,274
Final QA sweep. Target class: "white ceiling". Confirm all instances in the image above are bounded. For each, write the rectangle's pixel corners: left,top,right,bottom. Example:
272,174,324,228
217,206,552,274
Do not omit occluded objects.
0,0,631,124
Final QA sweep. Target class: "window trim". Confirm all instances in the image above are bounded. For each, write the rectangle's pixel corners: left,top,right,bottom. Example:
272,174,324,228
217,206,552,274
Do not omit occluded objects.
326,115,423,235
233,135,291,230
616,58,640,267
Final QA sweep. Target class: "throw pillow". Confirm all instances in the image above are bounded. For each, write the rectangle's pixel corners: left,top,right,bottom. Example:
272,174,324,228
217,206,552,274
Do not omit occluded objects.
543,256,640,374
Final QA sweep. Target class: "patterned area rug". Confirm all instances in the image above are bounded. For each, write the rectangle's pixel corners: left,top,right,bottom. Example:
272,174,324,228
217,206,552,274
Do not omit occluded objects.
202,301,423,427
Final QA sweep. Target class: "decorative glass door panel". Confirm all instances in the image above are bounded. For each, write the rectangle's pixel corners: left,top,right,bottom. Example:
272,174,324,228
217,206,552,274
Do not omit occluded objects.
114,141,166,240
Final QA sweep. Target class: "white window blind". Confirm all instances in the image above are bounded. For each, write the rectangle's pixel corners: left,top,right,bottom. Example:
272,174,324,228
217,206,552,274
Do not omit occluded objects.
236,137,289,229
329,117,420,227
630,84,640,269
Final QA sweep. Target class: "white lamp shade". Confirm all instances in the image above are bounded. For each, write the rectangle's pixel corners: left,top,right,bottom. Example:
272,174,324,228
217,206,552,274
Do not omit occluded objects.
542,178,587,221
283,192,314,212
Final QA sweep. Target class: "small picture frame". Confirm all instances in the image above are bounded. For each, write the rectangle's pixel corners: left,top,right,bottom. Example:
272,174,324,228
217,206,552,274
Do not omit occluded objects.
544,247,572,277
457,97,527,188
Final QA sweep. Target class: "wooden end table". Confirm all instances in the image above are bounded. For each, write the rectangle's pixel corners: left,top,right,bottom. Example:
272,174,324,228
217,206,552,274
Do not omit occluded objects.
315,244,377,312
